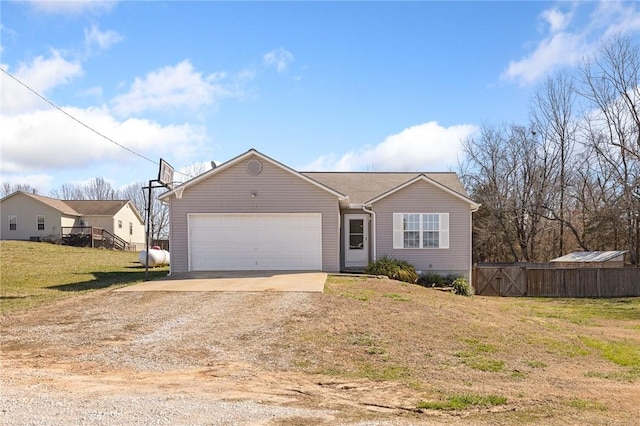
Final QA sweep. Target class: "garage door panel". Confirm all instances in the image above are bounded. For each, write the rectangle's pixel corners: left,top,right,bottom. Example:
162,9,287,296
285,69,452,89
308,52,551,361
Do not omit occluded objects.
189,214,322,271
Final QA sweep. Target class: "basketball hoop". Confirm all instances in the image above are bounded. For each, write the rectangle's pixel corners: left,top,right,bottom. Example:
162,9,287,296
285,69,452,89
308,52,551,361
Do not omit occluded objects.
158,158,174,189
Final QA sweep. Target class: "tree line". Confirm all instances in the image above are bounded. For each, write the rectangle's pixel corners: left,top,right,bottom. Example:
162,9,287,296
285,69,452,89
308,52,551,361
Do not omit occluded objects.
460,35,640,265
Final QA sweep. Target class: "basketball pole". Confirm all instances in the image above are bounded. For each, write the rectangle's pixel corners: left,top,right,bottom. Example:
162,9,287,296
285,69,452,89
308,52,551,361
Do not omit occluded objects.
144,179,153,281
143,158,175,281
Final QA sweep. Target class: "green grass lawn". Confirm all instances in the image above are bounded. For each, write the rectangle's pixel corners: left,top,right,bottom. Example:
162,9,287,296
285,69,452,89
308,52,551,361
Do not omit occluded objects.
0,241,168,314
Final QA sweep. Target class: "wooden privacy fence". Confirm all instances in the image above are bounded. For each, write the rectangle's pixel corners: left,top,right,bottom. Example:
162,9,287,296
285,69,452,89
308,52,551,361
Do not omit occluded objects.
474,264,640,298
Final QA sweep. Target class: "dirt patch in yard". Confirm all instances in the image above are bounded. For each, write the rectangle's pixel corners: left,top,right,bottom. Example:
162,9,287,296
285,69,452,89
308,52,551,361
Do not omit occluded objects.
2,277,639,425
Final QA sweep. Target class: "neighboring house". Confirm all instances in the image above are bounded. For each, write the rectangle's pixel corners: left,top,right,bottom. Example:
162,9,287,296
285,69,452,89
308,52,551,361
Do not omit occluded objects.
0,191,146,250
550,251,628,268
159,149,480,280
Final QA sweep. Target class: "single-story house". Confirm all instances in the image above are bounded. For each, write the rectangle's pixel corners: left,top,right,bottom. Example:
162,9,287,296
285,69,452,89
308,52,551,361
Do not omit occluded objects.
0,191,146,250
159,149,480,280
550,251,628,268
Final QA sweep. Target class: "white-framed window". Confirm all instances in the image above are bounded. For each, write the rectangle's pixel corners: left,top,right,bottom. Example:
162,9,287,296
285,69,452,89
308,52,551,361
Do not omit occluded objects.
129,222,133,235
8,215,17,231
37,215,45,231
118,220,123,229
393,213,449,249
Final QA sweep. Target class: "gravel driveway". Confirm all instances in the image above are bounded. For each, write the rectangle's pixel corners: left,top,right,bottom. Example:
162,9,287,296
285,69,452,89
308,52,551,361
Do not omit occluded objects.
2,290,370,425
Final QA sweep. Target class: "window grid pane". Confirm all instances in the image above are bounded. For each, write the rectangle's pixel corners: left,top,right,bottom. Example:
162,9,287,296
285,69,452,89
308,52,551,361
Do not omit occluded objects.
404,231,420,248
423,231,439,248
403,214,420,231
423,214,439,231
37,216,45,231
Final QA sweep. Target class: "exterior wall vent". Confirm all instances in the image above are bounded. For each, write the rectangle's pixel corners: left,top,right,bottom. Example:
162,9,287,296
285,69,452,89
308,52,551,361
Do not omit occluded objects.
246,159,263,175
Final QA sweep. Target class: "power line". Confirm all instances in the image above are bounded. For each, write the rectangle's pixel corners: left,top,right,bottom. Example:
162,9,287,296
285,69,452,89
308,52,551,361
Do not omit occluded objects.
1,67,184,175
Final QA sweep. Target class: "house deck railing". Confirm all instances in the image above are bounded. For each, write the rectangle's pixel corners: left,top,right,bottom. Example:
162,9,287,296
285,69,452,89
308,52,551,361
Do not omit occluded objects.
61,226,130,251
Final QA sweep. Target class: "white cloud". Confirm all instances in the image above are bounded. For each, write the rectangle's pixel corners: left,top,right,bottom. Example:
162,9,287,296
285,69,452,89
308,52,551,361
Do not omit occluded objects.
541,8,573,34
263,48,294,73
111,60,237,116
26,0,117,15
1,50,82,114
503,32,587,86
84,24,123,52
0,105,207,174
304,121,478,172
596,1,640,38
503,1,640,86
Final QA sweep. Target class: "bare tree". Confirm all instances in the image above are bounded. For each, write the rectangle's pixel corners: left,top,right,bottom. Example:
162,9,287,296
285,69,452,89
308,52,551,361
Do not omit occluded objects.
50,183,85,200
85,177,117,200
579,35,640,264
1,183,38,197
461,123,556,262
530,70,579,256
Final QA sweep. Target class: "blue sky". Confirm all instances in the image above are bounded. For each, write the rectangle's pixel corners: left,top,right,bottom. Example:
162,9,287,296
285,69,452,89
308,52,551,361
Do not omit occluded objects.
2,1,640,195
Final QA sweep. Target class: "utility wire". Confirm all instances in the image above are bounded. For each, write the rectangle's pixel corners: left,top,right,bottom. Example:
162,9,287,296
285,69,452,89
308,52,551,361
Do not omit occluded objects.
2,67,187,177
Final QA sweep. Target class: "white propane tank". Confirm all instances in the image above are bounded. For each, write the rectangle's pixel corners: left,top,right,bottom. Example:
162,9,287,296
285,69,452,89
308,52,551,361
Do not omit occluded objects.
138,248,170,267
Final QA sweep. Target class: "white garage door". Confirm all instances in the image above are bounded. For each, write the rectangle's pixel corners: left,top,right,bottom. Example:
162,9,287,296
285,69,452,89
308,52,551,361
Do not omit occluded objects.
189,213,322,271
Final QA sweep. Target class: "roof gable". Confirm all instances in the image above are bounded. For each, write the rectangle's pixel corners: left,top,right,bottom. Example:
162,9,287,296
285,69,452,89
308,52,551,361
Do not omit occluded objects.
365,174,480,209
1,191,80,216
304,172,479,209
159,149,347,201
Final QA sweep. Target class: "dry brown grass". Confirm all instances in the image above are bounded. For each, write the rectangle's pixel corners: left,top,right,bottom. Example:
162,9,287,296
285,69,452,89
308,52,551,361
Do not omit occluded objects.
279,275,640,424
1,244,639,424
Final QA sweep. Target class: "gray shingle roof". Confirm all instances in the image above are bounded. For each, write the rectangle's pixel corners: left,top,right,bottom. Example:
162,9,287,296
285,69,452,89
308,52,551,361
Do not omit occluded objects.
63,200,131,216
302,172,470,205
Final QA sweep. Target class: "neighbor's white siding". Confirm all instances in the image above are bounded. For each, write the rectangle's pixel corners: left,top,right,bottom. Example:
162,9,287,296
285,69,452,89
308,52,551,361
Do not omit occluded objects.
113,203,145,250
372,179,473,278
167,154,341,273
0,194,66,241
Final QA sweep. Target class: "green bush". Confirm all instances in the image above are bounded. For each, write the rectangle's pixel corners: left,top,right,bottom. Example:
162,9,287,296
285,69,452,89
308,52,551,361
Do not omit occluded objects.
417,272,447,287
417,272,462,287
366,256,418,283
452,277,474,296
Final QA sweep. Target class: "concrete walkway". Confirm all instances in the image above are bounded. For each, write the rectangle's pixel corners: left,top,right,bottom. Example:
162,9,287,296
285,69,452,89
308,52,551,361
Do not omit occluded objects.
116,271,327,293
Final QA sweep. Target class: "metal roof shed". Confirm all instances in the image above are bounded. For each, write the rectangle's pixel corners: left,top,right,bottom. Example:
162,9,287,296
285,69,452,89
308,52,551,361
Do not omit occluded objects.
550,251,628,268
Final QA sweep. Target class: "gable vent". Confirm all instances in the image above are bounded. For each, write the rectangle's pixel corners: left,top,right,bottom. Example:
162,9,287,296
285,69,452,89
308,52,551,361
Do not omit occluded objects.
246,159,263,175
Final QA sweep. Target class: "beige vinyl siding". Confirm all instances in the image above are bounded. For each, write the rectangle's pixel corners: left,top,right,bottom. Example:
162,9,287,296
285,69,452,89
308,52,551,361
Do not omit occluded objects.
372,179,472,278
112,203,145,250
61,216,77,229
0,194,66,241
79,216,114,234
168,155,340,273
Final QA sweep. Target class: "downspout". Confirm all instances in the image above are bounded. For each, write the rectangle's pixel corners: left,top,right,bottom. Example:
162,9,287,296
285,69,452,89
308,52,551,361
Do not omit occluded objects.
362,205,376,263
469,203,480,289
